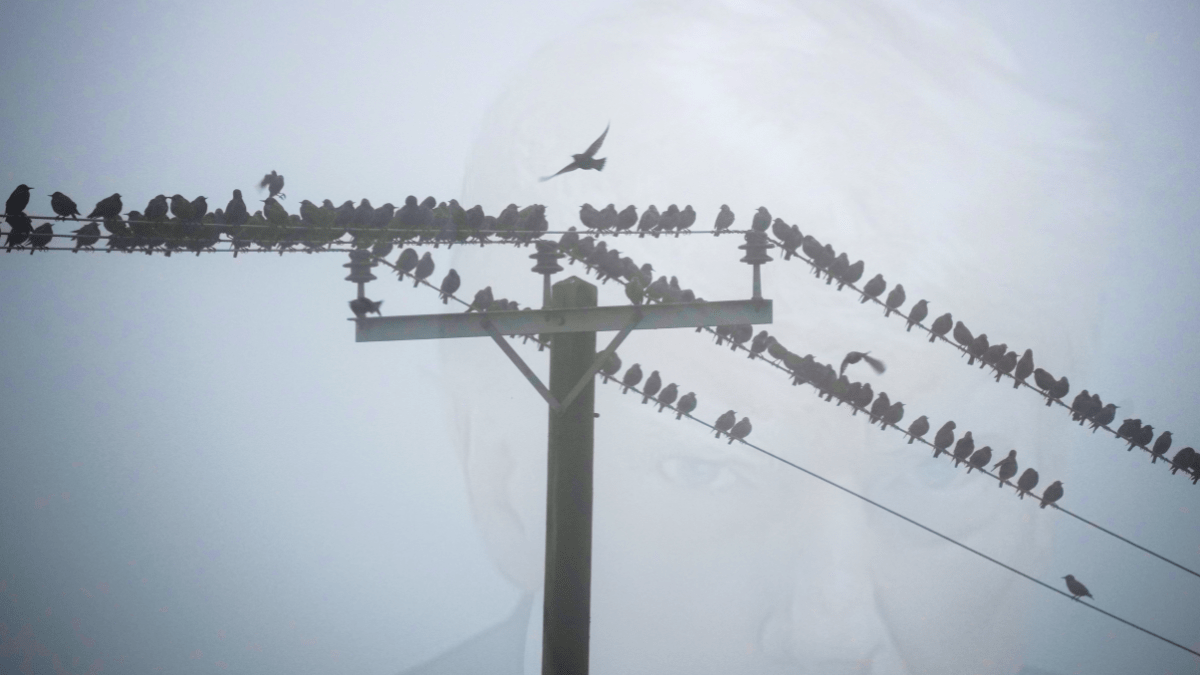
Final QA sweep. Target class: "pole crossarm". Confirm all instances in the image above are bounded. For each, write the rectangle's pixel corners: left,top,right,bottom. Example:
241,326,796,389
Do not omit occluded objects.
353,299,773,342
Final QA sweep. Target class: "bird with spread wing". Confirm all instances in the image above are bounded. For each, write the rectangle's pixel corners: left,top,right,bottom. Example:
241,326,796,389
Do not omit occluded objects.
540,124,609,181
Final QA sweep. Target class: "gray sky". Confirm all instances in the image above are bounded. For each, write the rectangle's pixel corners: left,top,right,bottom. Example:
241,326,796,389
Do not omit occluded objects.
1,2,1198,674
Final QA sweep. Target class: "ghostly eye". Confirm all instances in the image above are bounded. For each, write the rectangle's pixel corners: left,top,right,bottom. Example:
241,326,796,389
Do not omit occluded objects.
659,456,738,490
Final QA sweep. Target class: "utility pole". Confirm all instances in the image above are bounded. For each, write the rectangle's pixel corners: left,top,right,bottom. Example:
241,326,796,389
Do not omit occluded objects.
350,235,774,674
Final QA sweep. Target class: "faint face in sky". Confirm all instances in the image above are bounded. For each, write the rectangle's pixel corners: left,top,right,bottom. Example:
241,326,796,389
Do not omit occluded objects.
440,0,1113,673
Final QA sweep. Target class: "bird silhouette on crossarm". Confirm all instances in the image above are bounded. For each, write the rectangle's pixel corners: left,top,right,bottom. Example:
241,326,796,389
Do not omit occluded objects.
540,123,609,181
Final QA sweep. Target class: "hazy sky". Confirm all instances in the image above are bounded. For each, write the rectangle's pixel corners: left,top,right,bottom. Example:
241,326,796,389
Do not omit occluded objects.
1,1,1198,674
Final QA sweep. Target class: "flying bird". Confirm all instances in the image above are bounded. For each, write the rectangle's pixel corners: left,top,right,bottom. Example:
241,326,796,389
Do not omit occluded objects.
540,123,609,181
1062,575,1093,601
49,191,80,219
840,351,885,377
259,170,286,200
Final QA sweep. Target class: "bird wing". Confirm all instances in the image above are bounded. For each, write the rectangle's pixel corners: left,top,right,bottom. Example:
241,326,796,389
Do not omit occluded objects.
862,354,887,374
582,123,609,158
539,161,580,182
258,173,273,190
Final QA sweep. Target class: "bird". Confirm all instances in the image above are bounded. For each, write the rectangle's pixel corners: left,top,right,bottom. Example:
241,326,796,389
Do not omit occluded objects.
884,284,906,317
966,333,989,366
869,392,891,425
349,297,383,318
966,446,992,474
1131,424,1155,451
933,421,956,458
675,392,697,420
860,274,886,304
951,431,974,467
748,331,774,359
907,415,930,444
727,417,752,444
466,286,494,313
675,205,696,237
4,213,32,251
641,371,662,404
86,193,122,220
881,401,904,430
598,352,622,384
992,350,1018,382
625,275,646,305
751,207,771,232
1033,371,1069,406
636,205,659,238
656,383,678,412
1040,481,1064,509
224,190,249,230
259,170,285,200
621,364,643,394
1089,403,1118,432
28,222,53,253
929,313,953,343
49,191,80,220
413,252,435,287
144,194,169,220
994,450,1018,487
840,351,885,377
616,205,637,233
1150,431,1173,463
714,205,734,236
71,221,100,251
1170,447,1196,475
395,248,420,278
1015,468,1039,499
1013,349,1035,389
952,321,974,348
980,343,1007,370
714,410,737,438
540,123,609,181
169,194,194,222
5,184,32,215
439,269,460,303
906,299,928,332
261,197,288,226
189,195,208,223
1115,418,1142,443
838,260,864,290
1062,575,1093,601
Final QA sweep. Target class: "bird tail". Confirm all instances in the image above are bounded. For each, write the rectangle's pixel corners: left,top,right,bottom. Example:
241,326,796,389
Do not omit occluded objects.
862,354,886,374
927,332,937,343
907,437,914,444
595,158,606,171
676,410,683,420
905,321,914,332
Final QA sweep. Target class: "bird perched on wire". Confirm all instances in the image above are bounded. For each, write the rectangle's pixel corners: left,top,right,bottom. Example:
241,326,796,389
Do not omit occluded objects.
751,207,771,232
640,370,661,404
259,170,285,200
837,260,864,291
349,297,383,318
169,194,194,222
1115,418,1142,443
598,352,622,385
881,401,904,430
4,213,32,251
395,248,420,279
1013,349,1035,389
906,299,928,332
71,222,100,251
1089,402,1118,432
929,312,952,343
840,351,885,377
143,194,169,220
1130,424,1154,451
714,410,737,439
933,421,956,459
675,392,697,420
621,364,643,394
714,205,734,236
438,269,460,304
636,205,659,238
952,431,975,467
5,184,32,215
465,286,494,313
1063,575,1093,601
868,392,891,425
952,321,974,349
966,446,992,474
884,284,906,317
1170,447,1196,476
676,205,696,237
992,350,1018,382
656,383,678,412
1015,468,1039,499
86,193,122,220
1150,430,1173,463
28,222,53,253
413,252,435,288
727,417,752,444
993,450,1018,487
1040,480,1063,509
625,275,646,305
49,191,80,220
748,331,774,359
540,123,609,181
616,205,637,233
907,415,929,444
224,189,249,231
860,274,886,304
966,333,989,367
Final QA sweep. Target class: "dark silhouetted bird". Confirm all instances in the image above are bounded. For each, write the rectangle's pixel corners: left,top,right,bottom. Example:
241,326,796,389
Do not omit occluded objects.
952,321,973,349
1090,403,1118,432
714,410,737,438
671,205,694,237
728,417,752,444
224,190,249,229
1015,468,1039,499
966,333,989,366
395,248,420,278
906,299,928,332
966,446,992,474
1150,431,1172,463
1116,418,1142,444
675,392,697,420
907,415,929,444
413,252,435,287
621,364,643,394
1040,480,1063,508
929,313,952,343
540,123,609,181
598,352,622,384
1013,349,1034,389
728,323,753,351
860,273,886,304
28,222,53,253
852,381,873,414
616,205,637,233
1130,424,1155,451
656,383,678,412
71,222,100,251
838,260,864,290
641,370,661,404
625,275,646,305
190,195,208,223
1170,447,1196,475
597,204,618,231
714,205,734,236
933,421,957,459
980,343,1006,370
259,170,285,200
869,392,891,425
751,207,771,232
144,194,169,220
884,284,905,317
840,351,885,377
655,204,681,237
439,269,460,303
749,331,774,359
1032,370,1069,406
349,297,383,318
1063,575,1092,601
826,251,848,278
881,401,904,430
637,205,659,238
5,184,32,215
952,431,975,467
87,193,122,219
169,194,194,222
261,197,288,226
994,450,1018,487
4,213,32,251
49,191,80,220
466,286,494,313
993,350,1018,382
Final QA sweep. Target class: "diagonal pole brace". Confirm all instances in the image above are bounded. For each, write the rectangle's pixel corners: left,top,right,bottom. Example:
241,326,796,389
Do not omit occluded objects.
481,318,561,411
556,308,643,413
